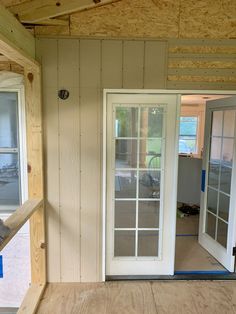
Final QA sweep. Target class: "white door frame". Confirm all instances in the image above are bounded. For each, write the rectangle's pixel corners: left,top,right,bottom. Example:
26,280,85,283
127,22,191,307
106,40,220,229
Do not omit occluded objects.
102,89,236,281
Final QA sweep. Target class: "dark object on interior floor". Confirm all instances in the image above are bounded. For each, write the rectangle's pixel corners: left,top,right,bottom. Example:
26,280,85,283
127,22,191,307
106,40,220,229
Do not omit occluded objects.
178,203,200,216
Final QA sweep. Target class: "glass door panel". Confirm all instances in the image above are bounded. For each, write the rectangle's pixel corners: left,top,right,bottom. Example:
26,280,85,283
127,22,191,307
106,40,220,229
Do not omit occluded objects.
106,93,179,276
205,110,235,248
199,96,236,272
114,105,164,259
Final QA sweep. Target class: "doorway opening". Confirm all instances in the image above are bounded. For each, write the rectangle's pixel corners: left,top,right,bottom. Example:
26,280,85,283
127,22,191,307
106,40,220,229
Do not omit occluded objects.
175,94,234,275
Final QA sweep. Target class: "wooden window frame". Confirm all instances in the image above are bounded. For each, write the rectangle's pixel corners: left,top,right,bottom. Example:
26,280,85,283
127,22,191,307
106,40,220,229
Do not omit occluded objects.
0,4,46,314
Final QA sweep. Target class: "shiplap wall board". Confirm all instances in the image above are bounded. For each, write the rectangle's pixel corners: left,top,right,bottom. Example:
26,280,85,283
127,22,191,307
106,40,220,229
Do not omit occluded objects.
36,38,167,282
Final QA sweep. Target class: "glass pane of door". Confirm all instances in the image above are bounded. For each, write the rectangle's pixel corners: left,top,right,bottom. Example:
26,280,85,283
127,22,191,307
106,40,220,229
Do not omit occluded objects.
205,109,236,249
114,105,164,258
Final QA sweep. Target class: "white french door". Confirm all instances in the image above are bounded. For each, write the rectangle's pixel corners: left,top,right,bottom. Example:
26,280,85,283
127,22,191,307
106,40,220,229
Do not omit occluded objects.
105,93,179,276
199,96,236,272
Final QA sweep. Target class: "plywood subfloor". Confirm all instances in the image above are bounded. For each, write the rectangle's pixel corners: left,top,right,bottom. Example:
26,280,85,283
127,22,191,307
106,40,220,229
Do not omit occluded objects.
37,282,236,314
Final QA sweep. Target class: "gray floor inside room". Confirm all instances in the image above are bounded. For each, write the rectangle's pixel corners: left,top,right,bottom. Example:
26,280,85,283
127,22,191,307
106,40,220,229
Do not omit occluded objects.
175,214,226,272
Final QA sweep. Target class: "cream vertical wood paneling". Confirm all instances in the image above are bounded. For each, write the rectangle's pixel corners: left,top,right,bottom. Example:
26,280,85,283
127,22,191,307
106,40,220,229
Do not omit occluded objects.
144,41,167,88
37,37,170,283
58,39,80,282
101,40,123,88
123,40,145,88
36,39,61,282
80,39,101,282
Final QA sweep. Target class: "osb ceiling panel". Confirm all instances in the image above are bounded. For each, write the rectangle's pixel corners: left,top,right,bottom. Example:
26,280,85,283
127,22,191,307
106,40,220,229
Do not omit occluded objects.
69,0,180,38
1,0,236,39
179,0,236,39
0,0,29,6
69,0,236,38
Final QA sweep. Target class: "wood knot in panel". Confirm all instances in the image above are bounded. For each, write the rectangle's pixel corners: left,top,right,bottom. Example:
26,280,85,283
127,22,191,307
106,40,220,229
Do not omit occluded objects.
27,72,34,83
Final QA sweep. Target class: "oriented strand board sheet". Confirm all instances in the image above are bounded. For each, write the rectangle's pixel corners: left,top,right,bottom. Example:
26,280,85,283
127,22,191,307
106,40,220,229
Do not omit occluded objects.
70,0,179,38
179,0,236,39
169,60,236,69
32,0,235,39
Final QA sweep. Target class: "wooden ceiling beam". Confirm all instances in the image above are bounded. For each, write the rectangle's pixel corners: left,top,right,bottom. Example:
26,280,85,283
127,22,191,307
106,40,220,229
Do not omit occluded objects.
9,0,121,23
0,3,37,68
0,54,10,62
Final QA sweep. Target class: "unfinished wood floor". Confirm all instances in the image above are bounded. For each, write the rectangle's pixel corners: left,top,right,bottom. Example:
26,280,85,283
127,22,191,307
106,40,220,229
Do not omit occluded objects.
37,281,236,314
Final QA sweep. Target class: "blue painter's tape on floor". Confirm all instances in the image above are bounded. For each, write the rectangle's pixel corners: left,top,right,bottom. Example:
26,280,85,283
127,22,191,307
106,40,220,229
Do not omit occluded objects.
176,234,198,237
174,270,229,275
0,256,3,278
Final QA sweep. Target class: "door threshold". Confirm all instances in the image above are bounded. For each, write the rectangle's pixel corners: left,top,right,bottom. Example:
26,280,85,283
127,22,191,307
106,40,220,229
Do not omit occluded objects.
106,273,236,281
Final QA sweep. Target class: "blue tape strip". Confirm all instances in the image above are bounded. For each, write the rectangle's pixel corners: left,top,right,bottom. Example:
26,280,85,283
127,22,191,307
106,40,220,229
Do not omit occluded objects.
176,234,198,237
201,170,206,192
175,270,229,275
0,256,3,278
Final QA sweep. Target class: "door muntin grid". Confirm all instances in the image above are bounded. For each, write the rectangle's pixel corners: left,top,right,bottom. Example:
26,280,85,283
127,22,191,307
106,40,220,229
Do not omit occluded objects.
112,104,166,259
205,109,236,249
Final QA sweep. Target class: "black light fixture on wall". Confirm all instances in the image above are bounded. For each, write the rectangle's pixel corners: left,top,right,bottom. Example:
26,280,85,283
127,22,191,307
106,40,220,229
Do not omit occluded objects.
58,89,70,100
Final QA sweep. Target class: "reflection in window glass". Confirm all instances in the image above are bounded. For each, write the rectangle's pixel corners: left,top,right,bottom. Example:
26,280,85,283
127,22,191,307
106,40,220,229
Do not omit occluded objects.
211,111,223,137
138,201,159,228
138,231,159,256
115,107,138,138
223,110,236,138
114,230,135,257
208,162,219,189
217,219,228,248
115,170,137,198
140,108,163,138
115,201,136,228
115,139,137,169
0,92,18,149
0,154,19,206
139,139,162,169
139,170,161,199
0,92,20,210
179,116,198,153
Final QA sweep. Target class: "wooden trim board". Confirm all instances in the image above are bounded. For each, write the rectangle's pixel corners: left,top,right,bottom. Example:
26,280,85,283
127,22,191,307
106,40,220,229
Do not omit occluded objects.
17,283,46,314
0,199,43,251
0,5,46,313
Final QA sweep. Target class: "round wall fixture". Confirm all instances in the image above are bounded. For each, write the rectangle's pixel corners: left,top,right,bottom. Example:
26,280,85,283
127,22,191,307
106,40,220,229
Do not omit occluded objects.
58,89,69,100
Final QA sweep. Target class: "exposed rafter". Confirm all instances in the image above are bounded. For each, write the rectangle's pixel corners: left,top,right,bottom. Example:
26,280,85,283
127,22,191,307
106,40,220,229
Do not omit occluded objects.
8,0,121,23
0,54,10,62
0,3,36,68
